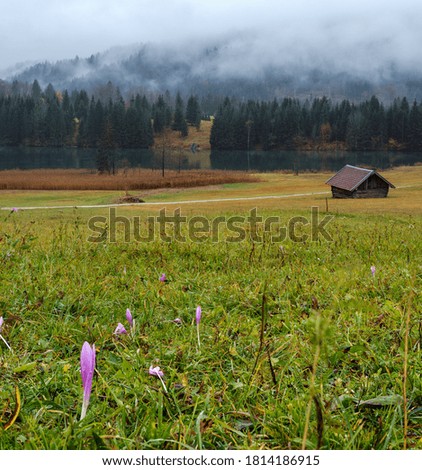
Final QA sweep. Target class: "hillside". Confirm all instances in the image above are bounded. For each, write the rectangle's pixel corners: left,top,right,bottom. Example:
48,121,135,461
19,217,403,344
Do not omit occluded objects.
4,41,422,103
152,120,212,152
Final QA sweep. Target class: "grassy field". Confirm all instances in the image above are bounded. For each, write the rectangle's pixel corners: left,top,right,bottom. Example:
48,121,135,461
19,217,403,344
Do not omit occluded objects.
0,167,421,450
0,165,421,213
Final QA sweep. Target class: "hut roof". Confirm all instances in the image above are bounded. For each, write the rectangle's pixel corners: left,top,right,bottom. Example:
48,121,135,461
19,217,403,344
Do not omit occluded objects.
325,165,395,191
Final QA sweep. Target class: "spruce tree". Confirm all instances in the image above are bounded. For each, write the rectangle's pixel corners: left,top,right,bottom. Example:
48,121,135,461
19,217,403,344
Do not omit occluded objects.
408,100,422,150
186,95,201,129
96,119,116,174
31,80,42,102
172,92,188,137
153,95,168,133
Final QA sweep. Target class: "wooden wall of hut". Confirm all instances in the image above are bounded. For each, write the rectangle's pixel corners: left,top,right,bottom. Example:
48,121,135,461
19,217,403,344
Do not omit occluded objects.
331,174,390,198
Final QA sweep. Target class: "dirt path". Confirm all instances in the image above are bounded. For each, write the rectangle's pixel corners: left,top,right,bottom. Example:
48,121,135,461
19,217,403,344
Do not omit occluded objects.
1,183,418,211
0,190,332,211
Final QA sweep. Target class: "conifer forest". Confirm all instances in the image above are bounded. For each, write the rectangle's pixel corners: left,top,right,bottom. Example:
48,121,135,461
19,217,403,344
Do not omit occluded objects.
1,80,422,153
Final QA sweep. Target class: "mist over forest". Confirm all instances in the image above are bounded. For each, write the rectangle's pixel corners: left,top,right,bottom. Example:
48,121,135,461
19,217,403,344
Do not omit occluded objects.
2,22,422,157
2,37,422,104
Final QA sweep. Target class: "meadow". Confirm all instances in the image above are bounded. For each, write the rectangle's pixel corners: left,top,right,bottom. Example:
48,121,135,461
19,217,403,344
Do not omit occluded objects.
0,167,421,450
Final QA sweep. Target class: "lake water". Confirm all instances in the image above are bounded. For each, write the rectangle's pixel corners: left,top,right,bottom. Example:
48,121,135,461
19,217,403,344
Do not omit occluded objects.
0,146,420,172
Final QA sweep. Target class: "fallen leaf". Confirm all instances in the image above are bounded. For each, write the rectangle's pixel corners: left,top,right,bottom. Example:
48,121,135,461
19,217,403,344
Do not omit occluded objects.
358,395,403,408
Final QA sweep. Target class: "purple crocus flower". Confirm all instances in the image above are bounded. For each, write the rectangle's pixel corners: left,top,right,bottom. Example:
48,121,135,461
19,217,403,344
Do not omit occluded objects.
195,306,202,349
196,306,202,325
0,316,3,332
173,317,182,325
11,208,18,213
149,365,164,378
159,273,167,282
114,322,127,335
125,308,133,328
148,365,167,393
371,265,376,277
80,342,96,420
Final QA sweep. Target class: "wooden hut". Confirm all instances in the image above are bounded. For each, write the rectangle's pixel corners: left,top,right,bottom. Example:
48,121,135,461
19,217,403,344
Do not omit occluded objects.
326,165,395,198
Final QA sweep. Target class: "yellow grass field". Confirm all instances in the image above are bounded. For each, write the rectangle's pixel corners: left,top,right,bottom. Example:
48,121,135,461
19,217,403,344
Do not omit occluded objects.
152,120,213,152
0,165,421,217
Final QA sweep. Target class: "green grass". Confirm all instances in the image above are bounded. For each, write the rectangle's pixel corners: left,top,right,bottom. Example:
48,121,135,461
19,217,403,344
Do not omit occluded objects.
0,190,122,208
0,205,421,450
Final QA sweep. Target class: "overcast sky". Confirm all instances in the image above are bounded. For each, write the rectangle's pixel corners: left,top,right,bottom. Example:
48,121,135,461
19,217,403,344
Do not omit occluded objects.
1,0,422,76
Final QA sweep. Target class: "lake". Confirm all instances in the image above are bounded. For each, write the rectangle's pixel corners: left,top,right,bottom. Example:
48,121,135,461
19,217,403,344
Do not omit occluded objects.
0,146,420,172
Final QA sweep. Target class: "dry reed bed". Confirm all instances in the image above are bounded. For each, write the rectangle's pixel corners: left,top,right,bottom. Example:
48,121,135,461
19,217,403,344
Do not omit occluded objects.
0,169,258,190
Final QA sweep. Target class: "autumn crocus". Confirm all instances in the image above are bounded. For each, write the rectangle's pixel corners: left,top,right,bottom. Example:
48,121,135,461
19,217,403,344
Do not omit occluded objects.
196,306,202,349
149,365,167,392
125,308,133,328
371,265,376,277
0,316,11,351
80,342,96,420
159,273,167,282
149,365,164,378
114,322,127,335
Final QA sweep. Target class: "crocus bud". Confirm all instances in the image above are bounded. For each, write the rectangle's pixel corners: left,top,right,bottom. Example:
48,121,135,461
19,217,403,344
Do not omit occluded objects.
196,306,202,325
80,342,96,420
125,308,133,327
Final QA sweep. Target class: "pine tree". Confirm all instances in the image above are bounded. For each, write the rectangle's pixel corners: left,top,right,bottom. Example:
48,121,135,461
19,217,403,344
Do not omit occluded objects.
363,96,386,149
31,80,42,102
138,107,154,148
408,100,422,150
331,100,352,142
61,90,74,145
111,98,126,147
153,95,169,133
124,105,141,148
172,92,188,136
44,97,65,146
96,119,116,174
85,98,104,146
210,98,236,150
388,97,410,144
186,95,201,129
346,109,371,150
